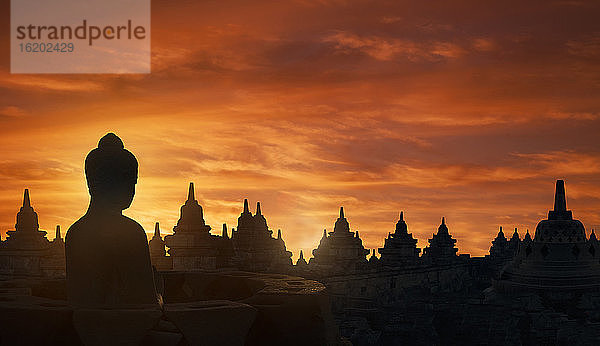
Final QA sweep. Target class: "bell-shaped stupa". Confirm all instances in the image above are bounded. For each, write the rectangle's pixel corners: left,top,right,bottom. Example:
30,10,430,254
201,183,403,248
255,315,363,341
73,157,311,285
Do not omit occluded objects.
495,180,600,297
5,189,49,250
310,207,369,272
378,211,421,265
422,217,458,264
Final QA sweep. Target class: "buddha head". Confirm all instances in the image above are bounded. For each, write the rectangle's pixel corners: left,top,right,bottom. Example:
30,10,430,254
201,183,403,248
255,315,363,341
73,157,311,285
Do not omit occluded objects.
85,133,138,211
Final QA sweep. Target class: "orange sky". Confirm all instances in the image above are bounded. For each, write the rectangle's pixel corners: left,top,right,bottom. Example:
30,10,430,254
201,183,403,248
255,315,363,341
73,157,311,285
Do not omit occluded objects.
1,0,600,260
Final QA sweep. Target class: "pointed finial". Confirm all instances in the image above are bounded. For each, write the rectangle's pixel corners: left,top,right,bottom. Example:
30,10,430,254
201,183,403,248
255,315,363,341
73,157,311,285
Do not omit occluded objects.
299,250,304,260
154,222,160,237
277,229,282,239
23,189,31,208
442,217,445,225
340,206,345,218
55,225,61,239
400,211,404,221
222,223,228,239
187,182,195,201
524,229,532,242
256,202,262,215
554,180,567,211
243,199,250,213
355,230,360,238
322,229,327,238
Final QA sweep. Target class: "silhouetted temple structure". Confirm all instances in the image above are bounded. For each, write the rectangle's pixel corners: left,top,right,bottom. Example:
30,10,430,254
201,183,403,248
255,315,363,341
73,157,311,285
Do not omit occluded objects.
508,227,521,255
147,184,291,273
5,189,48,249
495,180,600,298
45,225,66,276
485,226,522,276
422,217,458,264
149,222,172,271
301,208,473,345
164,183,231,270
0,189,64,277
4,162,600,344
378,211,420,266
310,207,369,273
231,200,292,272
489,226,508,258
149,222,166,258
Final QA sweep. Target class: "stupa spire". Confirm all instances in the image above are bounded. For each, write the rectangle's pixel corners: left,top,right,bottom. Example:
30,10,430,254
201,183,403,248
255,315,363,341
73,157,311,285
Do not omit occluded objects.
355,230,359,238
55,225,61,239
296,249,308,266
510,227,520,242
322,229,327,239
436,217,449,235
548,180,573,220
23,189,31,208
187,182,195,201
524,229,532,242
554,179,566,211
154,222,160,238
277,229,282,239
256,202,262,215
333,206,351,233
222,223,229,239
400,211,404,221
243,199,250,213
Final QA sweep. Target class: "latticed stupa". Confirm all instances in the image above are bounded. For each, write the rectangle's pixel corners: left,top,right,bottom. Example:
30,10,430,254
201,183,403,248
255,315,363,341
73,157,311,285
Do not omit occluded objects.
495,180,600,297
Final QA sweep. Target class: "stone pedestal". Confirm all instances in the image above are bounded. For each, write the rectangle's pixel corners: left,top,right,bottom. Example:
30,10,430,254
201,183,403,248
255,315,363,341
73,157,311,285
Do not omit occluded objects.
164,300,256,345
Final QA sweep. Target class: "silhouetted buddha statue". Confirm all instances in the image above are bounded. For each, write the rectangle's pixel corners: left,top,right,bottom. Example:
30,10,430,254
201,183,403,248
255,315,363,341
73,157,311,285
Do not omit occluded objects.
66,133,157,307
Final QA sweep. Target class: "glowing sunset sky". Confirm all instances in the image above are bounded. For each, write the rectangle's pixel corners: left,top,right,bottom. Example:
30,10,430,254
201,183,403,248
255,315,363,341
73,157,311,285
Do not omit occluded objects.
1,0,600,259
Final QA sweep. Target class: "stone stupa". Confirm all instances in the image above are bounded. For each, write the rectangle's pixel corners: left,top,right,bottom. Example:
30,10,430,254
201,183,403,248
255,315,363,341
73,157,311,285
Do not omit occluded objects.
494,180,600,299
378,211,421,265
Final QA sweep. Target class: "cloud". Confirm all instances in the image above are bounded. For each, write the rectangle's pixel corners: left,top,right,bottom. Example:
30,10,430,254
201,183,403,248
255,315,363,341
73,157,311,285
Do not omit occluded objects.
0,106,27,118
566,34,600,58
322,31,464,62
0,74,105,92
472,38,497,52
